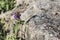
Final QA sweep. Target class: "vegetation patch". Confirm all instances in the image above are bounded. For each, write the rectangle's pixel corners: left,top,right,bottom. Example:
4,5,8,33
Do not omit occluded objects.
0,0,15,13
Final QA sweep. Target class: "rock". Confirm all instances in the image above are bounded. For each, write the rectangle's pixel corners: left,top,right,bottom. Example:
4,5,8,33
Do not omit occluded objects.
20,0,60,40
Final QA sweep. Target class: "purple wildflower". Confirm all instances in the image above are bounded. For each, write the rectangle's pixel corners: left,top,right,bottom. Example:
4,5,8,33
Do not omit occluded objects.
13,12,21,20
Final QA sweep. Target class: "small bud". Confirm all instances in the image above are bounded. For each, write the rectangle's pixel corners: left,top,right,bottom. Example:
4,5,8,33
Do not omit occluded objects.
13,12,21,20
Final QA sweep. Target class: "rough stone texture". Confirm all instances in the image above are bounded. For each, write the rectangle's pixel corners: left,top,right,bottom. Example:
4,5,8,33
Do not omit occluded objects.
21,0,60,40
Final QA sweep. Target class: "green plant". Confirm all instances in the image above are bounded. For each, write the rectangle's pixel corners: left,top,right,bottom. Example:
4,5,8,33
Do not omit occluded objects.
0,0,15,13
5,33,16,40
0,21,5,40
13,24,18,34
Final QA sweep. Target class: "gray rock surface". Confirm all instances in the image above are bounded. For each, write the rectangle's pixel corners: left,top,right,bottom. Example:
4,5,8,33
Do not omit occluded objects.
21,0,60,40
